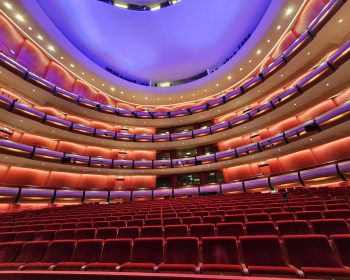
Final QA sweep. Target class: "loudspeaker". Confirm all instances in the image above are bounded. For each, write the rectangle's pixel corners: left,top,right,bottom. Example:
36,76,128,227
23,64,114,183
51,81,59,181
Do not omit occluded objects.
305,123,320,132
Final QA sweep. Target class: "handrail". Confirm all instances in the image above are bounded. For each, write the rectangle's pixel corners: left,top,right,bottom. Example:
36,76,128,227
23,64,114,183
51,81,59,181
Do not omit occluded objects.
0,100,349,170
1,39,349,144
0,0,344,119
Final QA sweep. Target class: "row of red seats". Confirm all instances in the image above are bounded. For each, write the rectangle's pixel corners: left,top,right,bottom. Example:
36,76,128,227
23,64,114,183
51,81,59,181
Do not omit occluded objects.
1,218,349,242
1,209,349,232
1,235,349,278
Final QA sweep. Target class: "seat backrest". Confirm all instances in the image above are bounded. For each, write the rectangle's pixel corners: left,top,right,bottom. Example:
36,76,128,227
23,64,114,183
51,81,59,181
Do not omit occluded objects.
96,227,117,239
140,226,163,238
202,237,240,265
110,220,127,227
75,228,96,240
131,238,164,264
76,222,93,229
93,221,109,228
163,217,181,225
100,239,132,264
310,219,350,236
35,230,56,241
182,216,201,225
14,231,36,241
164,225,188,238
42,240,76,263
45,223,60,230
117,227,139,239
70,239,103,263
202,216,223,224
165,237,199,264
216,222,245,238
276,220,311,235
224,214,245,223
189,224,215,239
0,232,15,242
128,219,144,227
240,235,288,266
54,229,76,240
270,212,294,221
144,218,162,226
246,221,277,235
331,234,350,266
15,241,49,263
60,223,76,229
246,213,270,222
0,241,24,262
295,211,322,220
323,210,350,219
283,235,342,268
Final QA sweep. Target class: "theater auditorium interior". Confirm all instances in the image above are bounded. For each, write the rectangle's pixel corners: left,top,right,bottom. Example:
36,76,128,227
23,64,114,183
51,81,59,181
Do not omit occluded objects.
0,0,349,279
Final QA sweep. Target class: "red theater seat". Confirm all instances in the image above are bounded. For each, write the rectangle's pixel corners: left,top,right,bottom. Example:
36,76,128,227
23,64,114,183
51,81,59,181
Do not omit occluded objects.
331,234,350,266
164,225,188,238
163,217,182,225
323,210,350,219
117,227,139,239
276,220,312,235
54,239,103,271
240,236,299,277
158,237,199,273
128,219,144,227
245,221,277,235
0,242,24,265
35,230,56,241
120,238,164,272
0,241,48,270
223,214,245,223
295,211,323,220
75,228,96,240
0,232,15,242
14,231,36,241
21,240,75,270
217,223,245,238
310,219,350,236
283,235,350,278
140,226,163,238
95,228,117,239
84,239,132,271
202,215,223,224
246,213,270,222
54,230,75,240
270,212,294,221
182,216,201,225
201,236,243,275
189,224,215,239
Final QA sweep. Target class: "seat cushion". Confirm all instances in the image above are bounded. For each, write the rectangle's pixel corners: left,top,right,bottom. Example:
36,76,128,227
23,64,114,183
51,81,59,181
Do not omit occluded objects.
84,262,118,271
301,267,350,277
248,265,298,276
21,262,55,270
158,263,197,273
201,264,242,274
53,262,86,270
0,263,25,270
120,262,155,271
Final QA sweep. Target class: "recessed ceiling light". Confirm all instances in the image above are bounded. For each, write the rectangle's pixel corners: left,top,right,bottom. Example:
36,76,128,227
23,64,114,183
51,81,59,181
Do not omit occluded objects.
280,74,284,77
227,75,232,80
111,87,115,91
307,52,310,55
267,39,271,43
256,49,261,55
28,26,32,30
338,19,343,23
285,7,294,16
92,78,95,81
192,93,195,96
204,89,207,92
32,89,35,92
47,45,55,52
81,72,84,75
249,60,252,63
309,138,313,141
180,96,183,99
145,97,148,100
150,5,161,11
169,97,172,100
102,83,105,86
216,83,219,87
70,64,74,68
4,2,12,9
277,25,281,30
120,91,123,94
114,3,128,9
132,95,135,98
60,56,64,60
326,83,330,86
240,67,243,71
15,14,25,22
37,34,43,40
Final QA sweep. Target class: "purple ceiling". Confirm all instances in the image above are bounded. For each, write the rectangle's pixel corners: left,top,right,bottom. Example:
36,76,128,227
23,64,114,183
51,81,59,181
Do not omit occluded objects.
31,0,271,85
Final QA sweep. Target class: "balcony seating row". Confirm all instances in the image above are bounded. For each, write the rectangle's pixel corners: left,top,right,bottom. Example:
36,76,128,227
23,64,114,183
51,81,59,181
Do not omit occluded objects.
0,234,349,278
1,39,349,143
1,99,349,169
0,0,343,119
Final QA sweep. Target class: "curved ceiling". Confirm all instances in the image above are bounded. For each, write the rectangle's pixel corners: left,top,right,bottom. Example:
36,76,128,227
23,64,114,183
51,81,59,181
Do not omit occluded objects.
35,0,271,85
